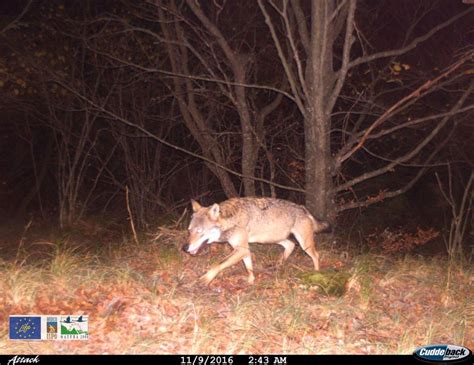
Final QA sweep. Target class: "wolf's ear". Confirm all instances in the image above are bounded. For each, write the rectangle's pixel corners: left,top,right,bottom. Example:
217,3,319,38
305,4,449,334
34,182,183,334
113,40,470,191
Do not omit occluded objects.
208,203,220,221
191,199,202,212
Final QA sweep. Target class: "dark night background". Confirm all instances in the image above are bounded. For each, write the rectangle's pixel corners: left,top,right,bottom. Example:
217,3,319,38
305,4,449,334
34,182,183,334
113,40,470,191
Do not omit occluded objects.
0,0,472,252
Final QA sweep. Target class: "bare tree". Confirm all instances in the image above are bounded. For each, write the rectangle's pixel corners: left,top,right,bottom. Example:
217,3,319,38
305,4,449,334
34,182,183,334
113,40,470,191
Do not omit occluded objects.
436,168,473,262
109,71,178,229
258,0,473,219
156,1,287,197
157,3,239,197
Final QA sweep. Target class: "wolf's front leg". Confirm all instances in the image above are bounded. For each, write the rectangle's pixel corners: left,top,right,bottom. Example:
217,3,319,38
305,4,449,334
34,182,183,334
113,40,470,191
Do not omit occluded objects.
242,254,254,284
200,247,249,285
200,265,221,285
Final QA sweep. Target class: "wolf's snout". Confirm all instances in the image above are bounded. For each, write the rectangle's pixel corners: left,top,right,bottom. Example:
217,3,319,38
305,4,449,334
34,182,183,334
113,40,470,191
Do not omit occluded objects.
182,242,201,255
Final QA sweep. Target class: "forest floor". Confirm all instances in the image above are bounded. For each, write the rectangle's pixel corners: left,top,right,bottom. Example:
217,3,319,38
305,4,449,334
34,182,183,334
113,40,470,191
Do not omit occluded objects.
0,219,472,354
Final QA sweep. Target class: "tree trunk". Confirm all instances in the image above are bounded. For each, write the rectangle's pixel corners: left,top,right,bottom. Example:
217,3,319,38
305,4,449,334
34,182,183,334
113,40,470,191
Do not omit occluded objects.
16,137,53,219
305,0,336,220
241,118,257,197
305,112,333,220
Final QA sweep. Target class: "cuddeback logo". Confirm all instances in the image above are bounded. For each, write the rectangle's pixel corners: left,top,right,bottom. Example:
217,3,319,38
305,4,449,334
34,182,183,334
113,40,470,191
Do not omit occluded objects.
414,344,472,363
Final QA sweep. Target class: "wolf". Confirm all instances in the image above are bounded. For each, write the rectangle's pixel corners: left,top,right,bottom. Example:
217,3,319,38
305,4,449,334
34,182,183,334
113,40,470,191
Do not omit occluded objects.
182,197,330,285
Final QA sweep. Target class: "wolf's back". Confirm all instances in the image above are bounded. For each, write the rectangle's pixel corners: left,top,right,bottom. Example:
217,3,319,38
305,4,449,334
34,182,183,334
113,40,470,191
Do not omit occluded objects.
220,197,330,233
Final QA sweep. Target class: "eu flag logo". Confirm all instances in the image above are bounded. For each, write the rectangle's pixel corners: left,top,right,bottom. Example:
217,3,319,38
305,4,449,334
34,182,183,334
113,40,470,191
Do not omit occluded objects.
9,316,41,340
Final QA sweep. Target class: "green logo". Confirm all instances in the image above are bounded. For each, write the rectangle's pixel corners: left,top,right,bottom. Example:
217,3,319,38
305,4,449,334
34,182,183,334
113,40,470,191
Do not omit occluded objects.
60,315,88,340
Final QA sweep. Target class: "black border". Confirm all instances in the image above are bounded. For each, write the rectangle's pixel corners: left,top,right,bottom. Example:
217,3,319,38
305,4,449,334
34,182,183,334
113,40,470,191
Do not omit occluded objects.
2,354,470,365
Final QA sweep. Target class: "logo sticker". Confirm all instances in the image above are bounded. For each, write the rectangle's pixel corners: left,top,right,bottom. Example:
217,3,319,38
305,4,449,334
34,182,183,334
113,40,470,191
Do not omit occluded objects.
9,316,42,340
60,315,89,340
414,344,472,363
46,316,58,340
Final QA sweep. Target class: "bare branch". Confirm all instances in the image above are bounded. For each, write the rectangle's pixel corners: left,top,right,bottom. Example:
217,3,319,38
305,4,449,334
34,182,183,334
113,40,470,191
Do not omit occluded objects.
348,7,474,69
327,0,357,114
83,41,297,103
52,77,306,194
290,0,310,54
275,0,310,100
186,0,240,72
366,105,474,141
338,53,472,165
337,120,456,212
336,79,473,193
258,0,307,117
0,0,33,35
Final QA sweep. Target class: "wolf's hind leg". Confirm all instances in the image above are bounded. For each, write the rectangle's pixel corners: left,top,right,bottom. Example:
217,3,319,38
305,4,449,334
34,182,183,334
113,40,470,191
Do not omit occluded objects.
292,222,320,271
304,242,320,271
276,239,295,265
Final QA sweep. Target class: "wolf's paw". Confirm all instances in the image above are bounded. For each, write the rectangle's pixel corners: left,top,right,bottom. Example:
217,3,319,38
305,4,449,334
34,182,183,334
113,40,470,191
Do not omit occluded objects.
247,274,255,285
199,270,217,286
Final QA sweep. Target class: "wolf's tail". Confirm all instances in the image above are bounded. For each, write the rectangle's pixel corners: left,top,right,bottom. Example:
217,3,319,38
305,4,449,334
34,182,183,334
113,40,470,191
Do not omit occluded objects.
309,215,331,233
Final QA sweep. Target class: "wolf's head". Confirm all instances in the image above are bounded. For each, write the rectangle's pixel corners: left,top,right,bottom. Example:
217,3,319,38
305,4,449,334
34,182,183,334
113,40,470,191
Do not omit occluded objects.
182,200,222,255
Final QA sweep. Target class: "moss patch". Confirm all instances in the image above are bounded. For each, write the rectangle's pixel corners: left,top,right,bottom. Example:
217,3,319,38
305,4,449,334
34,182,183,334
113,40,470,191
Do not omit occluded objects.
298,269,351,297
